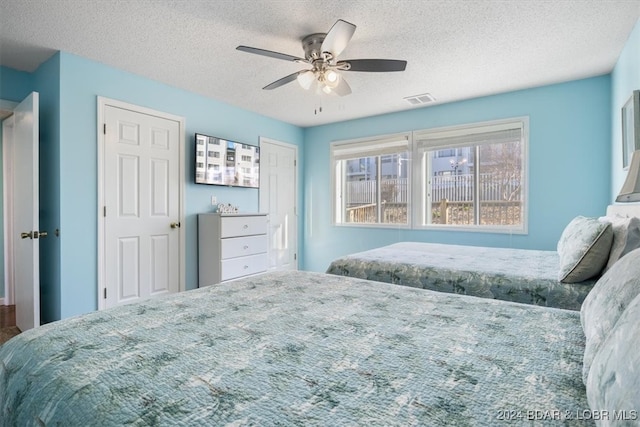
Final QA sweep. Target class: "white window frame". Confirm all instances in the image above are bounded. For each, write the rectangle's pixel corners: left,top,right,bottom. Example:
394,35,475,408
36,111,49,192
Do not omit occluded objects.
411,117,529,234
331,132,412,228
330,117,529,234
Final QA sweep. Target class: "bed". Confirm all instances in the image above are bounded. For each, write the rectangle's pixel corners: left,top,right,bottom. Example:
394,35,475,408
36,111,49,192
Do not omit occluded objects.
3,258,640,426
0,270,590,426
327,206,640,311
326,241,595,310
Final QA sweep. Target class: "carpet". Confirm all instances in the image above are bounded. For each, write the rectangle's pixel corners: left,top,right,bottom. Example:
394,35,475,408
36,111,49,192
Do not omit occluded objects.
0,327,20,346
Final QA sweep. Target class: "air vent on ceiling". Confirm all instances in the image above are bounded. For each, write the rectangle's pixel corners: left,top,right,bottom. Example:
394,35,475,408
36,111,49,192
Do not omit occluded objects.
404,93,436,106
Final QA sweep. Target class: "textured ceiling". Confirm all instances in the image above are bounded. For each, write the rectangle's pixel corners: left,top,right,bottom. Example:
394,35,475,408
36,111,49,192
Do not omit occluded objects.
1,0,639,127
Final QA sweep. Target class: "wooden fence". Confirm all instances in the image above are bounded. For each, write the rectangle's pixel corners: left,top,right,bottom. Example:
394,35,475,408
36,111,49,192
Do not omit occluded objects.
346,174,520,205
431,199,522,225
344,174,521,225
346,202,407,224
346,178,408,204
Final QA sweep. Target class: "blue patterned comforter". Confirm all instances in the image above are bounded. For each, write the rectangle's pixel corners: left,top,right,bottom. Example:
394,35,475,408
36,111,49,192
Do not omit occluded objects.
326,242,596,310
1,271,590,426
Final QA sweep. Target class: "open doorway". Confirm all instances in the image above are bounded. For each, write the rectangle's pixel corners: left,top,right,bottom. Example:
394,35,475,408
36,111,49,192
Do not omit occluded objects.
1,98,18,307
1,93,41,332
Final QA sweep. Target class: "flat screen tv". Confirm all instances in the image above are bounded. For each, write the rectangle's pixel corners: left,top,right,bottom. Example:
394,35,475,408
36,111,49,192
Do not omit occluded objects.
195,133,260,188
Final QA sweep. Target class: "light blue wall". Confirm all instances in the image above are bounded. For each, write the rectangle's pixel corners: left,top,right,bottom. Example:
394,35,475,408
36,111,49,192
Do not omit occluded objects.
0,66,33,101
0,66,35,301
302,76,612,272
57,52,303,319
611,19,640,198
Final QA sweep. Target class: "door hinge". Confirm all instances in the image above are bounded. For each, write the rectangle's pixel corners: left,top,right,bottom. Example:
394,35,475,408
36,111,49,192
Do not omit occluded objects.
103,206,106,217
103,123,106,135
103,288,107,299
294,253,297,260
294,159,297,167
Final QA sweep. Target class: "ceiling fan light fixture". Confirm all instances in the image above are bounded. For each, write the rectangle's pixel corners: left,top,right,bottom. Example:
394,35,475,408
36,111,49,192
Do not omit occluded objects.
325,69,339,85
297,71,315,90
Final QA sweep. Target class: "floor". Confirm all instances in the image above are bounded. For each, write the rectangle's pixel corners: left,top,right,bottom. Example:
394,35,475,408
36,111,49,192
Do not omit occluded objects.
0,305,20,345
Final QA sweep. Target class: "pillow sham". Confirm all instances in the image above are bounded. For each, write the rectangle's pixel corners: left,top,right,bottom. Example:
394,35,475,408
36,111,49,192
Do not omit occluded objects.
599,215,640,271
580,247,640,384
557,216,613,283
586,291,640,415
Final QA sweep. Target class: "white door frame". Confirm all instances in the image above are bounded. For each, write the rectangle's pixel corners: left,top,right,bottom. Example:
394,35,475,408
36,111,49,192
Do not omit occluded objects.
97,97,186,310
2,99,19,306
258,137,299,270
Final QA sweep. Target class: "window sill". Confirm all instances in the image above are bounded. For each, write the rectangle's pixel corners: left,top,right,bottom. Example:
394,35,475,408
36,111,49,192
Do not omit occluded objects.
414,223,528,235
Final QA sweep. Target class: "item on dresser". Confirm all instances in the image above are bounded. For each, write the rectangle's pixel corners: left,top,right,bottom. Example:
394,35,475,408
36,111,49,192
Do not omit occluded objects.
216,203,239,214
198,213,268,286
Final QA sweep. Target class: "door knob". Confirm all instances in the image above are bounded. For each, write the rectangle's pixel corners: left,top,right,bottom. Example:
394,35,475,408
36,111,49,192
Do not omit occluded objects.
170,222,181,229
21,230,48,239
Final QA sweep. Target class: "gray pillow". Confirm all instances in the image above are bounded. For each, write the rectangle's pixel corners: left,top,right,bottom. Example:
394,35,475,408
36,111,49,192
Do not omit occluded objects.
600,215,640,271
586,291,640,416
557,216,613,283
580,247,640,384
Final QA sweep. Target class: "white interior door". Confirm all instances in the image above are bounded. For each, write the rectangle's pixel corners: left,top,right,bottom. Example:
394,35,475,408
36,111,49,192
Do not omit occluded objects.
102,104,182,308
259,138,298,270
13,92,40,331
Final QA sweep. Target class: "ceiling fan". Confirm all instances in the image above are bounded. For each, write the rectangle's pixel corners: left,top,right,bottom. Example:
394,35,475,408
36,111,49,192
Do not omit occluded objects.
236,19,407,96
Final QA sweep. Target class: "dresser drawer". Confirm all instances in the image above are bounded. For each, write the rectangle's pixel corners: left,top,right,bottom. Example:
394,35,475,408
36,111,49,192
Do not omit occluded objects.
220,215,267,238
221,235,268,259
221,254,268,281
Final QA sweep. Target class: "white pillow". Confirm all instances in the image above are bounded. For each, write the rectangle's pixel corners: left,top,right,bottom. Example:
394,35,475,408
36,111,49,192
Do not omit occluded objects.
557,216,613,283
599,215,640,271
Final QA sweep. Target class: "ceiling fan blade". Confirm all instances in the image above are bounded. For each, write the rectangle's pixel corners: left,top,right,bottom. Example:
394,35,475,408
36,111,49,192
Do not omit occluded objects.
340,59,407,72
263,71,306,90
332,76,352,97
236,45,305,62
321,19,356,57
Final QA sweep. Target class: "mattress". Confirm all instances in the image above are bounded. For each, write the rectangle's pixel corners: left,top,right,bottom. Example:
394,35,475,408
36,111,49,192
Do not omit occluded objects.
326,242,596,310
1,271,589,426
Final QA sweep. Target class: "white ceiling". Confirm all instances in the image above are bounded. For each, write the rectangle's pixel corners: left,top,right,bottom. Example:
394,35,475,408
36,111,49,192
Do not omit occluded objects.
1,0,639,127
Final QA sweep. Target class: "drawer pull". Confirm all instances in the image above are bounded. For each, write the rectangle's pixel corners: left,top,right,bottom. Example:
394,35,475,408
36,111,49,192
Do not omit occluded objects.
243,265,249,269
243,224,249,229
243,245,249,250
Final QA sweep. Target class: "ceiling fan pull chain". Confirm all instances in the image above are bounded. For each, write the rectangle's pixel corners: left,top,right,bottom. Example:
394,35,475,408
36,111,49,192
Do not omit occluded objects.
314,97,324,115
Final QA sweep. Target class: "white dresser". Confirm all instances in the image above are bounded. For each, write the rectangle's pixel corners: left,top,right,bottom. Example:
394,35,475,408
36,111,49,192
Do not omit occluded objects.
198,213,269,286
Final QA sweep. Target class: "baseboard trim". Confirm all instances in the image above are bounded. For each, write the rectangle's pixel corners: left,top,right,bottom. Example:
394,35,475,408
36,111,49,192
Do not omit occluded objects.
0,298,4,306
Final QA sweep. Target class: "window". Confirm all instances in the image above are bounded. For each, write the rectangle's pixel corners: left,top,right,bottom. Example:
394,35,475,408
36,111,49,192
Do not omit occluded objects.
434,148,455,158
241,155,252,162
332,133,410,226
208,151,220,158
414,118,527,232
330,118,528,233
